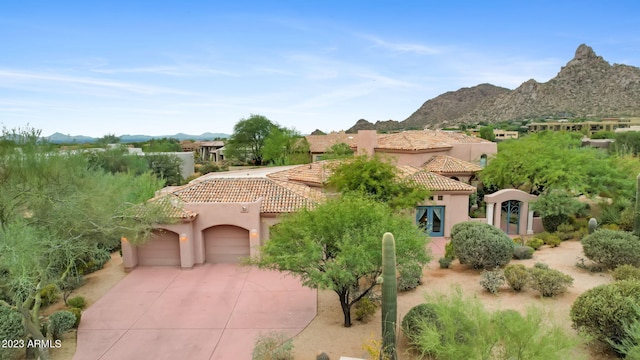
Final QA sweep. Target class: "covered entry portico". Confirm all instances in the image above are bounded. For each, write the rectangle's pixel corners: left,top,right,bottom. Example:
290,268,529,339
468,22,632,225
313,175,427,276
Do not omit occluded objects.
484,189,538,235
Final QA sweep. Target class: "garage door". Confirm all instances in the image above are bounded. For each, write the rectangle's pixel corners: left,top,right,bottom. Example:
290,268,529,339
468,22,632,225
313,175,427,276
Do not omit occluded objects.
204,225,250,263
138,230,181,266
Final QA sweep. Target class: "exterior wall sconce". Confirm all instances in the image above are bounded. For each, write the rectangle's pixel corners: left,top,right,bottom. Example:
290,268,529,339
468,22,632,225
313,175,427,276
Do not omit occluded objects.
121,237,128,243
180,233,188,242
250,229,258,241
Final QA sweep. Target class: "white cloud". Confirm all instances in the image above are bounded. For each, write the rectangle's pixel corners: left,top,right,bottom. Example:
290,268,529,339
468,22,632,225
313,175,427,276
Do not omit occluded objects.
360,34,441,55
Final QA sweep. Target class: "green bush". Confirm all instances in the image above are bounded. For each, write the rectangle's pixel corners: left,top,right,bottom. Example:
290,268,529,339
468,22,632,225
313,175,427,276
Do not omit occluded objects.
607,309,640,358
529,267,573,297
48,310,77,340
406,288,580,360
397,260,423,292
67,296,86,309
504,264,530,292
354,297,377,321
571,280,640,350
252,331,294,360
612,265,640,282
39,284,59,307
450,221,514,270
556,222,575,241
0,306,25,360
544,235,561,247
401,303,438,344
533,232,552,243
525,237,544,250
480,268,505,294
513,245,534,260
581,229,640,268
533,262,549,270
439,257,453,269
68,307,82,328
79,249,112,274
444,241,456,259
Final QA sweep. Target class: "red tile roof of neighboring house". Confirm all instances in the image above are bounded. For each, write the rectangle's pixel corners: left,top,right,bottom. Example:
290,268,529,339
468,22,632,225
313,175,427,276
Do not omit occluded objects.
268,161,475,193
171,177,323,213
422,155,483,174
266,160,338,186
305,132,358,153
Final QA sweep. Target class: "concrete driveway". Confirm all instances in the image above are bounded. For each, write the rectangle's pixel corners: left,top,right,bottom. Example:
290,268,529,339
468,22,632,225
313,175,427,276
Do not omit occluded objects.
73,264,317,360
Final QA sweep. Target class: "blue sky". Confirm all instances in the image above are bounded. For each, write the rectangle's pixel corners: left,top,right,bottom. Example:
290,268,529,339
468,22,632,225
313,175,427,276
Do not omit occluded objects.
1,1,639,137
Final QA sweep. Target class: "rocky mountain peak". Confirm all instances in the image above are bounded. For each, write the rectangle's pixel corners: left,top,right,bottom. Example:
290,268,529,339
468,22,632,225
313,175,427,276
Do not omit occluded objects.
564,43,609,69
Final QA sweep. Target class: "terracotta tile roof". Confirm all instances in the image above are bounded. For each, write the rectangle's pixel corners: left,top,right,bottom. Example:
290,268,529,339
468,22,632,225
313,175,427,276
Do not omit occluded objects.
305,132,358,153
375,130,489,151
422,155,483,174
171,178,323,213
145,194,198,220
397,165,477,193
266,160,338,186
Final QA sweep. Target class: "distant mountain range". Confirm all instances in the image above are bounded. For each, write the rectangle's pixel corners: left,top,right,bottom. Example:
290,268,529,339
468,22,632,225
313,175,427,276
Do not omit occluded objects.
347,44,640,132
46,132,230,144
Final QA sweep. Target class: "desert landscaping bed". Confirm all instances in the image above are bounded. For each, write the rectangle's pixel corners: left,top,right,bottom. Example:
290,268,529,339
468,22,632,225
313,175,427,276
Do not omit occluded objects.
47,240,615,360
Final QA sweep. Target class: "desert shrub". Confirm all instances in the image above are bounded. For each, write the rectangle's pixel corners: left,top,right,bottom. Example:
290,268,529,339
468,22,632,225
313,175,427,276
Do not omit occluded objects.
571,280,640,350
531,191,583,232
67,296,86,309
534,231,552,243
401,303,438,344
513,245,534,260
573,218,588,231
529,267,573,297
480,268,505,294
410,288,493,359
397,260,423,292
39,284,59,307
354,297,377,321
0,306,25,360
582,229,640,268
438,257,453,269
68,307,82,328
450,221,514,269
407,288,579,360
252,331,294,360
574,227,588,240
613,265,640,282
444,241,455,259
607,309,640,359
533,262,549,270
602,223,621,231
79,248,112,274
494,306,581,360
504,264,530,292
556,222,575,241
619,206,635,232
526,237,544,250
544,234,561,247
48,310,76,340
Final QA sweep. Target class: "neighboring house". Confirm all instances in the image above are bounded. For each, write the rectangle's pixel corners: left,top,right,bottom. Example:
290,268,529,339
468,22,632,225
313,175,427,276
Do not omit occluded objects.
181,140,226,162
121,160,477,269
493,129,519,141
305,130,496,168
527,118,640,136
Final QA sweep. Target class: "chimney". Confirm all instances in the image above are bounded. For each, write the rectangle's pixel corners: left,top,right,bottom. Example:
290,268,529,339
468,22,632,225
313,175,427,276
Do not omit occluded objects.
356,130,377,156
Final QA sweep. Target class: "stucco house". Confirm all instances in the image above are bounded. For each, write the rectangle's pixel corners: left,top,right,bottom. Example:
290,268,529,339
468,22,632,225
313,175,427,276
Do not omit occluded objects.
121,160,477,270
305,130,497,168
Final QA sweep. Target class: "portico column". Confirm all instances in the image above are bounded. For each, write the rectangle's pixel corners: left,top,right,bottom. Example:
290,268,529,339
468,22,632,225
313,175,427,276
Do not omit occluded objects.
527,210,534,234
486,203,495,226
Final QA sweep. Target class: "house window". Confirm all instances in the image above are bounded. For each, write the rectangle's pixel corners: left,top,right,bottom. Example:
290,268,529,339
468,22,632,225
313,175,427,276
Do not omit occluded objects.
437,195,443,201
480,154,488,168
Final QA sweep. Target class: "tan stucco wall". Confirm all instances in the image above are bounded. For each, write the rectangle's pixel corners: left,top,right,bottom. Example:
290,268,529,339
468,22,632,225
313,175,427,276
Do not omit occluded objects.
446,142,497,164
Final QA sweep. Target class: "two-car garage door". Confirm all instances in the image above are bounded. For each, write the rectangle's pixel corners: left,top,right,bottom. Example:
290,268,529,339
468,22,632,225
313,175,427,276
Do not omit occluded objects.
204,225,250,263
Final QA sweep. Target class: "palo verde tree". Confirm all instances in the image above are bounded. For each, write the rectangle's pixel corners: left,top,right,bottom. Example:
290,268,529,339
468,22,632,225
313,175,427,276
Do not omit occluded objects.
255,194,430,327
262,126,310,165
224,114,278,165
480,131,629,198
0,126,165,360
327,155,429,209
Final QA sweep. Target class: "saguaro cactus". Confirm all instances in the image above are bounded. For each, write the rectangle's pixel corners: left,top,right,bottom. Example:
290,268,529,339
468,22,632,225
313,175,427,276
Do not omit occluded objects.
381,232,398,360
635,173,640,236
